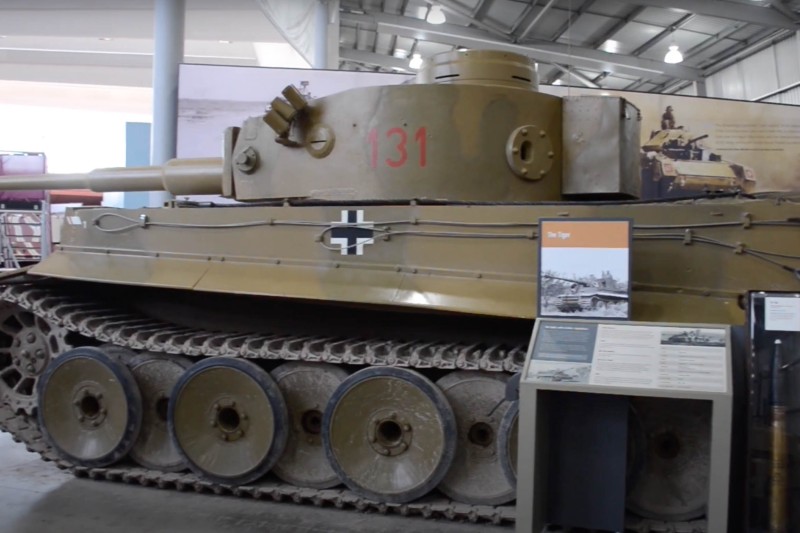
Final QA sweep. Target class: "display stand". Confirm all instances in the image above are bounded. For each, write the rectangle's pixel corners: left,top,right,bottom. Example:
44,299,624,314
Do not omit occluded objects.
516,318,733,533
746,292,800,531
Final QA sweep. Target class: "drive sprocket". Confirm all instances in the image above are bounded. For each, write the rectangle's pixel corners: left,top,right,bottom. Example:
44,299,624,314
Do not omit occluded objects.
0,301,71,414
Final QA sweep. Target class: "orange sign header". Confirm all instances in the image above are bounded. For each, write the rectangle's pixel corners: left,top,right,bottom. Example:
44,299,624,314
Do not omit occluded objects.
540,219,630,248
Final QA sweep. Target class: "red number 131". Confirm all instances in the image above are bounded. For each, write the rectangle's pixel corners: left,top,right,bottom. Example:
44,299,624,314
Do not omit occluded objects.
368,127,427,169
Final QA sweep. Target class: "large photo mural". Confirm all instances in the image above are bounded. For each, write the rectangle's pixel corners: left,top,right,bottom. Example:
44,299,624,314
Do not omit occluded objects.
543,85,800,198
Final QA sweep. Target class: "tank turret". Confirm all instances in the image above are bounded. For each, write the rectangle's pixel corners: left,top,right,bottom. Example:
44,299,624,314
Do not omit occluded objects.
1,50,640,202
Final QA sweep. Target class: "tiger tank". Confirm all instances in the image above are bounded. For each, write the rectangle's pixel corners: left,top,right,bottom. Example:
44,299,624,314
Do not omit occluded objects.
0,50,799,529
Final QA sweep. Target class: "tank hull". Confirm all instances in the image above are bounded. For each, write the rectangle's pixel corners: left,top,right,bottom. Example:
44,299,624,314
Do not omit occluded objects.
40,196,800,325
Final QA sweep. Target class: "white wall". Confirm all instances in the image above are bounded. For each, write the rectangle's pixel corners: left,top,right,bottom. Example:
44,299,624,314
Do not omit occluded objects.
0,81,152,173
705,32,800,102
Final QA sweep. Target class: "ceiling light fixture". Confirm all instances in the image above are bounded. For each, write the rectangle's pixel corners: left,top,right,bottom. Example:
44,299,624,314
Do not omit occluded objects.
426,5,446,25
409,53,424,69
664,44,683,64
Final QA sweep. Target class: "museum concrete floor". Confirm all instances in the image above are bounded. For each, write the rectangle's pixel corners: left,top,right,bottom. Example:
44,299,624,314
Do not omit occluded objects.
0,431,501,533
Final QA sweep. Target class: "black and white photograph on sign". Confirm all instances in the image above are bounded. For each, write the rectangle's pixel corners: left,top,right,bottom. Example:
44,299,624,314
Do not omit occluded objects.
540,262,629,318
660,328,726,347
529,361,592,383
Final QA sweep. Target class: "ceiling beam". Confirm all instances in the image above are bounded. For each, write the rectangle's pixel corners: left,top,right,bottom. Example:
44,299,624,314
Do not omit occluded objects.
549,63,600,88
682,22,746,59
472,0,497,21
549,0,596,42
339,47,412,71
514,0,559,43
341,12,702,81
766,0,800,22
630,13,694,56
436,0,509,39
589,6,645,48
543,68,564,85
545,5,645,85
617,0,797,30
701,28,792,76
624,78,650,91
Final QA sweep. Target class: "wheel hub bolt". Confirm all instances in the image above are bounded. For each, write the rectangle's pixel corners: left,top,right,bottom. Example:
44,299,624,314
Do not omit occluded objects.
35,350,44,359
27,333,36,343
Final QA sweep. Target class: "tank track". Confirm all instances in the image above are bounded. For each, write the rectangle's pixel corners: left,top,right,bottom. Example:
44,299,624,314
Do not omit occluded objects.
0,285,526,373
0,284,710,531
0,283,522,525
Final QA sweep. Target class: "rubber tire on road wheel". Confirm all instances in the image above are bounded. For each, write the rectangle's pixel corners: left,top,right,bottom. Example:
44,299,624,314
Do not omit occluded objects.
170,358,288,485
322,367,456,503
37,346,142,468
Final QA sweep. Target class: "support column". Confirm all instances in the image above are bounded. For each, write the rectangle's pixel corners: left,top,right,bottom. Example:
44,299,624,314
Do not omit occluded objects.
694,80,708,97
149,0,186,206
313,0,329,69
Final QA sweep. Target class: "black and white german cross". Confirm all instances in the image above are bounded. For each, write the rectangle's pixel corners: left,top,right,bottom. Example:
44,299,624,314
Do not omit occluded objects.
329,210,375,255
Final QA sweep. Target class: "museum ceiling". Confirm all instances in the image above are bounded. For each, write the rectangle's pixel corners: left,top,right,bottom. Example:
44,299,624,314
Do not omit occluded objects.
338,0,800,93
0,0,798,94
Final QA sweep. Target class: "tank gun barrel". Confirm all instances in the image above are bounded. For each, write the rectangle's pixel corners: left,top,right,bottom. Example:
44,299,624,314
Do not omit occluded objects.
687,134,709,144
542,274,590,286
0,157,224,196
